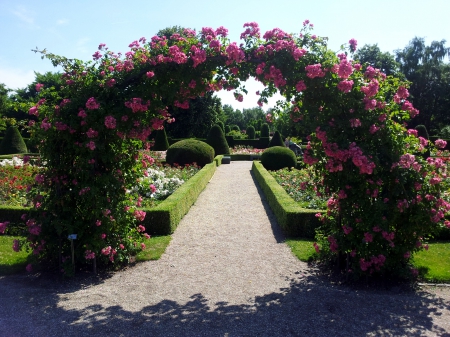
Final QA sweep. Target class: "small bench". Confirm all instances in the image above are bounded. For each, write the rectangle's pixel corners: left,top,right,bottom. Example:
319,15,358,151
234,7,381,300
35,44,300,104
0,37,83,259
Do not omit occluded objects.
222,156,231,164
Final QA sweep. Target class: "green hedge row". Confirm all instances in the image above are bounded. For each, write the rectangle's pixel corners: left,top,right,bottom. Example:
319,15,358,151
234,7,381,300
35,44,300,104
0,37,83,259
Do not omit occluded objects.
225,137,270,149
230,154,261,161
251,161,322,238
142,159,217,235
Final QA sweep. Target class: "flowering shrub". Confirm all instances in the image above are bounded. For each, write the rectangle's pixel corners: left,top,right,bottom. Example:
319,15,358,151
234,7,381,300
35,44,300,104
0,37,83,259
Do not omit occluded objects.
230,145,264,155
270,167,328,209
129,163,200,207
7,20,448,280
0,156,41,207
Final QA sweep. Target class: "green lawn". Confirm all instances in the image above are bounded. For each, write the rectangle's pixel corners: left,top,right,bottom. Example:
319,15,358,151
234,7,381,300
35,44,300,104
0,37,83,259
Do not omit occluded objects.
285,238,450,283
0,234,172,276
0,235,32,275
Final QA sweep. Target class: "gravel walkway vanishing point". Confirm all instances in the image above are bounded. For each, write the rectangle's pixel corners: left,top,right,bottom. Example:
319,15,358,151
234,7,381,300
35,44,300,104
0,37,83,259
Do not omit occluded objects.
1,161,450,337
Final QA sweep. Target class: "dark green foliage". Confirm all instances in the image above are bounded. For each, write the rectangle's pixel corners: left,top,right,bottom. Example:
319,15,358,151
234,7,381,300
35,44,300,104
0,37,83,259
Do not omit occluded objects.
152,129,169,151
0,127,27,155
261,123,270,137
224,125,231,134
166,139,214,166
206,124,230,155
258,137,270,148
246,125,256,139
415,124,430,139
268,130,284,147
231,125,240,132
261,146,297,171
216,121,225,132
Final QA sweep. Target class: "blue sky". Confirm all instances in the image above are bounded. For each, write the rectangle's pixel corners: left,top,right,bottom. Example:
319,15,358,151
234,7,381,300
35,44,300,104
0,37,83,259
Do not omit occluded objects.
0,0,448,110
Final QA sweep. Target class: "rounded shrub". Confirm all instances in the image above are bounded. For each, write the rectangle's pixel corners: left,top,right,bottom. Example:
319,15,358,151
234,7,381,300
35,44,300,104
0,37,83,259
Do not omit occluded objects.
261,146,297,171
224,125,231,134
206,124,230,155
261,123,270,137
216,121,225,132
0,126,28,155
246,125,255,139
152,129,169,151
231,125,240,132
415,124,429,139
268,130,284,147
166,139,214,167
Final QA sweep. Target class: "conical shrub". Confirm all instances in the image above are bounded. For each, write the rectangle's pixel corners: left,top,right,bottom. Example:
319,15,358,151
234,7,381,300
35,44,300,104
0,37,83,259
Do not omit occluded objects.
224,125,231,134
246,125,255,139
216,121,225,133
152,129,169,151
261,123,270,137
268,130,284,147
0,126,28,155
206,124,230,155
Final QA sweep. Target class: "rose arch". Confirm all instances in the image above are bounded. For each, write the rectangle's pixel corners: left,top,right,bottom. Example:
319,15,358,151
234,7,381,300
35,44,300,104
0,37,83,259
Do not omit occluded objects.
15,21,449,279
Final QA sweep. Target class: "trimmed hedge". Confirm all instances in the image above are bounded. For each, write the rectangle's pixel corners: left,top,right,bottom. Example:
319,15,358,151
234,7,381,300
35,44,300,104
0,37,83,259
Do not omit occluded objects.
142,160,217,235
252,161,322,238
230,154,261,161
0,127,28,155
166,139,214,166
261,146,297,171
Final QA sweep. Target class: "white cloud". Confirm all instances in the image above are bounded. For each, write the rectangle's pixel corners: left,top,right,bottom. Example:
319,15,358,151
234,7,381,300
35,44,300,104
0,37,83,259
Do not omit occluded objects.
56,19,68,25
11,5,39,29
215,78,283,111
0,66,35,91
76,38,91,55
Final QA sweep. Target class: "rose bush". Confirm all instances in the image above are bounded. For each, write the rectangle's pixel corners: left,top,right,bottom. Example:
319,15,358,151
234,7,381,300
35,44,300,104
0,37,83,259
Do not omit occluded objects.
6,20,448,279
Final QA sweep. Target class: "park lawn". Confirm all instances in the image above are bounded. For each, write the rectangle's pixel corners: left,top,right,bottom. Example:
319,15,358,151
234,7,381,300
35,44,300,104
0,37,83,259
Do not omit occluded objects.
285,238,450,283
412,241,450,283
0,234,172,276
135,235,172,262
0,235,32,276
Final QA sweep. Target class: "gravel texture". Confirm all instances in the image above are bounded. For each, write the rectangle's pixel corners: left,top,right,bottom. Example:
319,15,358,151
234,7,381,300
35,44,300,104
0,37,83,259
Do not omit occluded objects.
1,161,450,336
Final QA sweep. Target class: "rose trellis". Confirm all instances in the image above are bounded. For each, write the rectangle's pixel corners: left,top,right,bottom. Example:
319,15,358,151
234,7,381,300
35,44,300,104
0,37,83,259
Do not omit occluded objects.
12,21,449,279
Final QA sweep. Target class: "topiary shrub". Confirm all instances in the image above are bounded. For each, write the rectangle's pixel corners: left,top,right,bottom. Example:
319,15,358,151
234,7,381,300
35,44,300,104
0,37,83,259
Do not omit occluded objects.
261,123,270,137
268,130,285,147
261,146,297,171
206,124,230,155
0,126,28,155
224,125,231,134
415,124,429,139
152,129,169,151
246,125,255,139
216,121,225,132
166,139,214,167
231,125,240,132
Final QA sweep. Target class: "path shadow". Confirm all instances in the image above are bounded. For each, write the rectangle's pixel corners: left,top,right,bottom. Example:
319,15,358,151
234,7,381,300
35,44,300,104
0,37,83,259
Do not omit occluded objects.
249,169,286,244
1,271,449,337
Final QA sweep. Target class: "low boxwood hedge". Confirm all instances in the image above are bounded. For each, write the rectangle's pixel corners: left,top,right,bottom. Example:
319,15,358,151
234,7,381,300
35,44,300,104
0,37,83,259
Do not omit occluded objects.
252,161,323,238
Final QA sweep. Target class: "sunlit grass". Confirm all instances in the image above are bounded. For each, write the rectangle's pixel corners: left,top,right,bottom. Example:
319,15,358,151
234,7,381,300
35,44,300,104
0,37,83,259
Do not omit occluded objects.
412,241,450,283
286,238,450,283
131,235,171,262
0,235,32,276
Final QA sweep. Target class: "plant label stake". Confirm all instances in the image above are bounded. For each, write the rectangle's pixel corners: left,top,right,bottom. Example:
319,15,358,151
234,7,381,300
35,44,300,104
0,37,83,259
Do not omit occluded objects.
68,234,77,273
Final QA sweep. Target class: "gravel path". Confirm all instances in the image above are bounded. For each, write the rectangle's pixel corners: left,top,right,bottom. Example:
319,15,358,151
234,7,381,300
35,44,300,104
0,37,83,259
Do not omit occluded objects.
1,161,450,336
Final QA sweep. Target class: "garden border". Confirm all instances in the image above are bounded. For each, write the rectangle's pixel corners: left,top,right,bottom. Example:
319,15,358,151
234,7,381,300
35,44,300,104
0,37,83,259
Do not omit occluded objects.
142,158,219,235
251,161,323,238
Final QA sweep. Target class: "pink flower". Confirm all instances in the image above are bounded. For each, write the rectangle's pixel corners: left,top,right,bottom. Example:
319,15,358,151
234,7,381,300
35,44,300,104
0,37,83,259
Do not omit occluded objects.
337,80,353,93
13,239,20,252
369,124,380,134
0,221,9,234
295,80,307,92
435,139,447,149
86,141,96,151
26,264,33,272
349,118,361,128
305,64,325,78
349,38,357,52
104,115,117,129
364,232,373,243
141,243,146,250
92,51,102,60
35,83,44,92
313,242,320,253
404,251,411,259
101,233,106,239
134,210,146,222
337,59,353,79
86,97,100,110
28,106,39,116
96,220,102,226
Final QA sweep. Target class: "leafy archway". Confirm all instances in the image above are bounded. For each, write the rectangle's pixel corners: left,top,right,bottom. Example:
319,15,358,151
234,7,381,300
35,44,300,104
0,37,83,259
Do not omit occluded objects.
16,21,449,279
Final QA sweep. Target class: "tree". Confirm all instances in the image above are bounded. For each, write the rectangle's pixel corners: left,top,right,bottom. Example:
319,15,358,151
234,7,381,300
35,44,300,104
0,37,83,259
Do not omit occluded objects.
354,44,401,77
395,37,450,133
0,83,11,134
164,92,224,138
223,104,244,129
